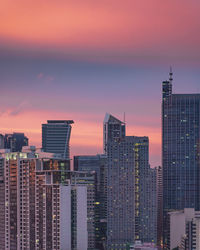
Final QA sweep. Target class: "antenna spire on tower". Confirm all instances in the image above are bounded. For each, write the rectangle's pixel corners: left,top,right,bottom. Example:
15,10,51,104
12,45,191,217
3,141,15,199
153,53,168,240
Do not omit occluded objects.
169,66,173,82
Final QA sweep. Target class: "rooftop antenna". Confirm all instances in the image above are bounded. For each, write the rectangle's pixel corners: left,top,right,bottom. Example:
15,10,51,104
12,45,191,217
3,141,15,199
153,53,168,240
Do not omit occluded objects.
169,66,173,83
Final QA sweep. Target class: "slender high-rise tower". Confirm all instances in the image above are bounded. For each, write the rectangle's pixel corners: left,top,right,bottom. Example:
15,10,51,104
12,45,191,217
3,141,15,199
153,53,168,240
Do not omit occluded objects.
42,120,74,159
162,70,200,247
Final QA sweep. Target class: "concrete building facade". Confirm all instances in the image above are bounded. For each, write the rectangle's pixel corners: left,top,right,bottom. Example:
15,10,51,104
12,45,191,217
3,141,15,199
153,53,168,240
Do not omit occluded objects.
0,147,92,250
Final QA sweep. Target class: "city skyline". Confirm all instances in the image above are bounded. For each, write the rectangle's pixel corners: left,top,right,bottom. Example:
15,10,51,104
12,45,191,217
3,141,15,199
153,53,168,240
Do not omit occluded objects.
1,1,200,167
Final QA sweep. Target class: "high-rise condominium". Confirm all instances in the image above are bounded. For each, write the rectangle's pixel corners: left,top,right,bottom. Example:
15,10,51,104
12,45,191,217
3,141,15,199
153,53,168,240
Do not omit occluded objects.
0,146,70,250
104,114,156,249
156,166,163,247
0,146,95,250
162,70,200,246
42,120,74,159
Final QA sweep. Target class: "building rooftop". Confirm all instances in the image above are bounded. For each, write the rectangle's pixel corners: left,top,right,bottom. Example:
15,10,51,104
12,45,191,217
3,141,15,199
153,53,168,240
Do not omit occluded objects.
47,120,74,124
103,113,125,124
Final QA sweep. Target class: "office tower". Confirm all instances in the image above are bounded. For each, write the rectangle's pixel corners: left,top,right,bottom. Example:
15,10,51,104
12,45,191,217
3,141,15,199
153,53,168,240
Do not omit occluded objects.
42,120,74,159
103,113,125,153
74,154,108,249
156,166,163,247
0,146,95,250
4,132,28,152
162,71,200,246
0,134,4,149
105,113,155,248
167,208,200,250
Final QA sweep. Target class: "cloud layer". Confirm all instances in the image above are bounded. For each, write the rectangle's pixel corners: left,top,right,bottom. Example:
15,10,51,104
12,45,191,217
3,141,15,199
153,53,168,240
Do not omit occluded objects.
1,0,200,166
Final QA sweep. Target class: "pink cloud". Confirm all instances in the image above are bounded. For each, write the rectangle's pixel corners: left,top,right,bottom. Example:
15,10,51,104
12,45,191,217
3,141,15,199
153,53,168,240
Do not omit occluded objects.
0,0,199,65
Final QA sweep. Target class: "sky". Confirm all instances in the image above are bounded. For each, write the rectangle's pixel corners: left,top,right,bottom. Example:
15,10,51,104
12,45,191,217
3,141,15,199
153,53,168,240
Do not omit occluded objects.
0,0,200,166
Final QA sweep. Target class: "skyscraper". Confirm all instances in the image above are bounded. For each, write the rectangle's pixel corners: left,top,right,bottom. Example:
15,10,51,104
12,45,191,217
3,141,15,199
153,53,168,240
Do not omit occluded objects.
133,138,157,243
162,70,200,246
106,135,136,249
4,132,28,152
105,114,156,248
42,120,74,159
0,146,71,249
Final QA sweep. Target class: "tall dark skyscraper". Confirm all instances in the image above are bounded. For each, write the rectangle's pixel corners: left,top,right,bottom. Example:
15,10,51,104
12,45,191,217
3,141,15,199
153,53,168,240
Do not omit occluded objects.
162,70,200,246
104,114,156,248
42,120,74,159
4,132,28,152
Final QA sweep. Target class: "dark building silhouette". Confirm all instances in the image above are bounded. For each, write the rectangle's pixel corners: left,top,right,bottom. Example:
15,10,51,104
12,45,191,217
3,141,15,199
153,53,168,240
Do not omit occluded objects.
0,134,4,149
4,133,28,152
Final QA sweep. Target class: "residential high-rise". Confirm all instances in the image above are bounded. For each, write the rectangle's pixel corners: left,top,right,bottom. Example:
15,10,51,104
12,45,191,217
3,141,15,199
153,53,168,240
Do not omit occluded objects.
0,146,70,249
74,154,108,249
148,167,157,244
105,114,156,248
4,132,28,152
134,139,157,243
106,135,136,249
0,146,95,250
162,70,200,246
156,166,163,247
42,120,74,159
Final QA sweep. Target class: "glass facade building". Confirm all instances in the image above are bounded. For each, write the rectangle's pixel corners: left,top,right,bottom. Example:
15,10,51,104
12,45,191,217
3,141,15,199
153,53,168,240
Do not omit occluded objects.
162,72,200,246
42,120,74,159
104,114,156,248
